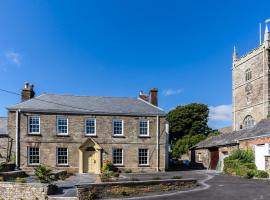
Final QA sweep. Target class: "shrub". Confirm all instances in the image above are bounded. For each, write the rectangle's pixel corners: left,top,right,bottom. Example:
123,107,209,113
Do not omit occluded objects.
171,176,182,179
99,171,111,182
34,165,54,183
111,171,120,177
15,177,26,183
228,149,254,163
245,170,256,179
255,170,269,178
124,169,132,173
102,160,114,172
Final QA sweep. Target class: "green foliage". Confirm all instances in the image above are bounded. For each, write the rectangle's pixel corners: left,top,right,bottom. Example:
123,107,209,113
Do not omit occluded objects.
102,160,114,172
124,169,132,173
15,177,27,183
207,130,221,138
99,171,111,182
34,165,54,183
255,170,269,178
223,149,262,179
172,134,206,157
111,171,120,177
228,149,254,163
166,103,211,141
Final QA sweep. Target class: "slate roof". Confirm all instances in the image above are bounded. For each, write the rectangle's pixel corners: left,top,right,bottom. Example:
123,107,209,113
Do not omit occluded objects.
194,119,270,149
7,94,166,116
0,117,7,135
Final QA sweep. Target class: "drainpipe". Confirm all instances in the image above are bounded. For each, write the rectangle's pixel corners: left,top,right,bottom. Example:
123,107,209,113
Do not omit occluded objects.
156,115,159,172
15,109,21,170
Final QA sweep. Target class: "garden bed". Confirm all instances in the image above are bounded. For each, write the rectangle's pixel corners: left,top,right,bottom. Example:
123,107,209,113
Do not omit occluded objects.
76,178,197,199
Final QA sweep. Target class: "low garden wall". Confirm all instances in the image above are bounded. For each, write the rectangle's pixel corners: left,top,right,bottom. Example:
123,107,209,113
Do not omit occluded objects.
0,182,50,200
76,178,197,199
0,170,26,181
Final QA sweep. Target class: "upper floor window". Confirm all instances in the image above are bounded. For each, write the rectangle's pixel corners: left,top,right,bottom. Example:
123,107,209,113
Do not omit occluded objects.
56,147,68,166
113,119,123,136
28,147,40,165
245,69,252,81
57,116,68,135
138,148,149,166
28,116,40,134
243,115,255,129
139,120,149,136
85,119,96,136
112,148,123,165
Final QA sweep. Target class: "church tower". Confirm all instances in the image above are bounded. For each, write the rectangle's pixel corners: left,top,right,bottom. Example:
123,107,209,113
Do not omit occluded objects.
232,23,270,131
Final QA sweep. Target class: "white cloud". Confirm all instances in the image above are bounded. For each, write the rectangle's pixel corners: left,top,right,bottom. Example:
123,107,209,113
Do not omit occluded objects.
5,51,21,66
209,104,232,121
162,89,182,96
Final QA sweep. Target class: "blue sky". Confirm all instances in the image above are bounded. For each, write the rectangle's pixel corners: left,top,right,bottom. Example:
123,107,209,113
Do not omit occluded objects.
0,0,269,129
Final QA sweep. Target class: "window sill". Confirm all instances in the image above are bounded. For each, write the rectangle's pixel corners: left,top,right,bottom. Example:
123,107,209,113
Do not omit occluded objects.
138,165,150,167
112,135,125,138
113,164,124,167
56,134,70,137
138,135,151,138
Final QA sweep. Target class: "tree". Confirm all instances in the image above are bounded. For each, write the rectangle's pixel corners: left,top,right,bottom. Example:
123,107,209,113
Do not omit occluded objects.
166,103,211,142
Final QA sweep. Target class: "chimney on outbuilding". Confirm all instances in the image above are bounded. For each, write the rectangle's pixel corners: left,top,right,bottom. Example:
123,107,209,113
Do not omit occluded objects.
21,82,35,102
139,91,149,102
149,88,158,107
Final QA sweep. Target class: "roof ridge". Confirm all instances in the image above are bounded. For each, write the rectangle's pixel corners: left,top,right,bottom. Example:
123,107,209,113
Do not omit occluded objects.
43,93,137,99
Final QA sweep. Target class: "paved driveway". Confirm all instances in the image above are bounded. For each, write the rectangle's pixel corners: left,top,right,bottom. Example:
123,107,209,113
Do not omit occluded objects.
131,171,270,200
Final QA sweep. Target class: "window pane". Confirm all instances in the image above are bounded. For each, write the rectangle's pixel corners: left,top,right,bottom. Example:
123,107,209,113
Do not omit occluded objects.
57,117,68,134
86,119,95,135
112,148,123,165
28,147,40,165
113,120,123,135
139,149,148,165
139,120,148,136
29,116,40,133
57,148,68,165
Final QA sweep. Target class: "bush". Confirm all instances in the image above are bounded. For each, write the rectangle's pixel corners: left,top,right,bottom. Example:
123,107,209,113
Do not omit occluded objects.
245,170,256,179
255,170,269,178
34,165,54,183
99,171,111,182
111,171,120,177
15,177,26,183
228,149,254,163
102,160,114,172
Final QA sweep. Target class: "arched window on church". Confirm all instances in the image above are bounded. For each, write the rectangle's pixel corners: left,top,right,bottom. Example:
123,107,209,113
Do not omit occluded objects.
243,115,255,129
245,69,252,81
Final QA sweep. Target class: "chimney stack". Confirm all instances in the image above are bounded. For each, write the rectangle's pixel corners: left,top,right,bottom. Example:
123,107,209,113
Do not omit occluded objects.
149,88,158,107
139,91,149,102
21,82,35,102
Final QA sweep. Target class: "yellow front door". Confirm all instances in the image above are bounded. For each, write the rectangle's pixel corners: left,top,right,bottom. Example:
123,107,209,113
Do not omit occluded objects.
83,150,99,173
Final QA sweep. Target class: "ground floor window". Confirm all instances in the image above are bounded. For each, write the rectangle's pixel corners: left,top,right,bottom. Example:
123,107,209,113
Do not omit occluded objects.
138,148,149,166
28,147,40,165
112,148,123,165
57,147,68,165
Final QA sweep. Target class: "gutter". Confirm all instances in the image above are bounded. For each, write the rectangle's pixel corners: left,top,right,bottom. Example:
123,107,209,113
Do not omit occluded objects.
15,109,20,169
156,115,159,172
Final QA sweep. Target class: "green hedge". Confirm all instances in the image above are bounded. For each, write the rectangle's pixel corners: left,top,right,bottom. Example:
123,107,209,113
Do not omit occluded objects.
223,149,268,179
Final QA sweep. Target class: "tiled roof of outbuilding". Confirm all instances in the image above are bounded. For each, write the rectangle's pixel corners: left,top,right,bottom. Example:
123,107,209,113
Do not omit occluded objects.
7,94,166,116
194,119,270,149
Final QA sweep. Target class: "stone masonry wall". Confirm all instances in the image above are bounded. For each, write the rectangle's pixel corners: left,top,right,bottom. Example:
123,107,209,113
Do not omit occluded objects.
0,182,49,200
8,111,167,173
232,46,269,131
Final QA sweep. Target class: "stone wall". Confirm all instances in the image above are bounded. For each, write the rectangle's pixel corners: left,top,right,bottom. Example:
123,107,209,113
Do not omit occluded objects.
8,111,167,173
76,179,196,199
232,45,269,131
265,156,270,174
0,182,49,200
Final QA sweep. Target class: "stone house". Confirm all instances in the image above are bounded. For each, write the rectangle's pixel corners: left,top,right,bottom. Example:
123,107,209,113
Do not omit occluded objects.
6,83,169,174
191,23,270,172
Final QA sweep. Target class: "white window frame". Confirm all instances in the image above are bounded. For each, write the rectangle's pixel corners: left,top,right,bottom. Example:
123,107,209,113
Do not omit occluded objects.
28,116,40,134
27,147,40,166
56,147,69,166
85,118,96,136
57,116,69,135
138,148,149,166
112,148,123,166
139,120,150,137
112,119,124,136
